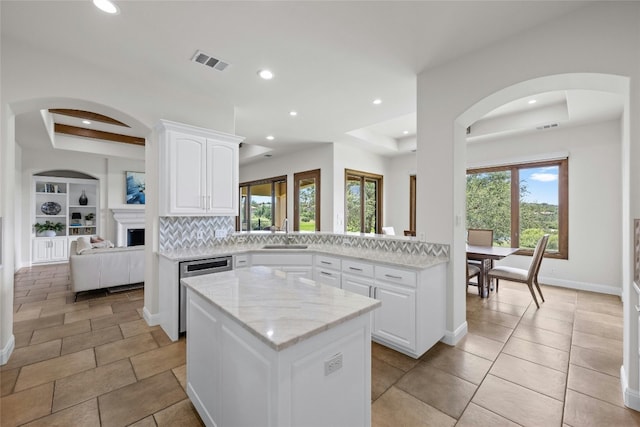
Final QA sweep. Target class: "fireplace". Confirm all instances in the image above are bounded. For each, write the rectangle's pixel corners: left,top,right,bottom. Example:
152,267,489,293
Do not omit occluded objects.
128,228,145,246
112,208,145,247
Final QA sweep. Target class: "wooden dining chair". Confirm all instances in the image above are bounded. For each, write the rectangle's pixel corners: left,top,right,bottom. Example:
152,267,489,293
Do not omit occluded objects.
467,228,494,246
487,234,549,308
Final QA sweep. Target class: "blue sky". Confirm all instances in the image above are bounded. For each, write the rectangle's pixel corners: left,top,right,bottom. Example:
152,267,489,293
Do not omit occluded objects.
520,166,559,205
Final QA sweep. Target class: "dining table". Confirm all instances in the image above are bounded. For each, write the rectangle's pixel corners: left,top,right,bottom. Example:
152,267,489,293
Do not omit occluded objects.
466,244,520,297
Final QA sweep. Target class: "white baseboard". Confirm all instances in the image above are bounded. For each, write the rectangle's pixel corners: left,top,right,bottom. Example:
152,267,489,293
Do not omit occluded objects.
0,334,15,365
539,275,621,297
441,321,468,346
621,365,640,411
143,306,160,326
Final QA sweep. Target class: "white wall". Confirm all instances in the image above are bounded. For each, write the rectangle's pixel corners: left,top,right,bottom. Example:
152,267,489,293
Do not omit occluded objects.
384,152,416,235
240,144,334,231
469,119,622,293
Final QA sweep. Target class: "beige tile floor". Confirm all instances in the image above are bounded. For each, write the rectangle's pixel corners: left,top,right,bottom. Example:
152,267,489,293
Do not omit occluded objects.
1,264,639,426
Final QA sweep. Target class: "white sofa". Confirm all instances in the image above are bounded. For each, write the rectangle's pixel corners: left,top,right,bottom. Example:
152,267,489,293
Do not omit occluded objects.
69,240,145,294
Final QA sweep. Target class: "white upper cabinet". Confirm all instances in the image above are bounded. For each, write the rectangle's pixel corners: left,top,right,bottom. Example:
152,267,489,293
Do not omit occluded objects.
157,120,244,216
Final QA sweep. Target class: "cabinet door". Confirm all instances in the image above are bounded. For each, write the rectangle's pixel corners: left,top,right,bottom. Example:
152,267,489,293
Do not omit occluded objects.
50,238,68,261
373,282,416,351
32,239,51,263
342,274,372,297
207,140,238,215
168,132,207,214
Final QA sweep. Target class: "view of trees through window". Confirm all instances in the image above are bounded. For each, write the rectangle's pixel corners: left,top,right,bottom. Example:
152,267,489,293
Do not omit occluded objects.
239,177,286,231
294,169,321,232
345,170,382,234
467,160,567,256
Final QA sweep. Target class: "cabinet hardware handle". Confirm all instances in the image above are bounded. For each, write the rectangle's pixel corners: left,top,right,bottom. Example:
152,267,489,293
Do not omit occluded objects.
201,196,205,209
636,305,640,313
321,261,331,265
321,271,332,276
373,287,377,299
207,195,211,210
385,274,402,280
349,267,363,271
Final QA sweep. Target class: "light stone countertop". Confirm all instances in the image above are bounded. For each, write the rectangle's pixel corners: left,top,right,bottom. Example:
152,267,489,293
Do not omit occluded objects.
159,243,448,270
181,266,381,351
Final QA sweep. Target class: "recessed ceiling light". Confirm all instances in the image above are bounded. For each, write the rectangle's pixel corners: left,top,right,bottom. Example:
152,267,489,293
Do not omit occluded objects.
289,111,298,117
82,120,92,125
258,69,274,80
373,99,382,105
266,135,275,140
528,99,537,105
403,130,409,135
93,0,120,14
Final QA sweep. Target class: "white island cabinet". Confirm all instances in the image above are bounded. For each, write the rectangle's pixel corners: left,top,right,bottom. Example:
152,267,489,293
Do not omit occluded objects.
182,266,380,427
156,120,244,216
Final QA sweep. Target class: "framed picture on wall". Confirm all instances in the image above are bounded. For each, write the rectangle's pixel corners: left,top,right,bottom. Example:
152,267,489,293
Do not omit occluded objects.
125,171,145,205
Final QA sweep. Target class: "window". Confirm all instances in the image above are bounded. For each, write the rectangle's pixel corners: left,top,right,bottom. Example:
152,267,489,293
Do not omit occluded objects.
238,176,287,231
466,159,568,259
345,169,383,234
294,169,320,231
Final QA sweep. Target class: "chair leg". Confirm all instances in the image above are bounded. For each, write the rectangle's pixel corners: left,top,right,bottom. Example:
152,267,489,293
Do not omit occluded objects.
495,278,499,293
478,273,484,297
527,283,540,308
534,278,545,302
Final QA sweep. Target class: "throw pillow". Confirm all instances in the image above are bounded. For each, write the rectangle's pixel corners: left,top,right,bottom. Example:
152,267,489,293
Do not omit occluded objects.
91,240,114,249
76,237,93,254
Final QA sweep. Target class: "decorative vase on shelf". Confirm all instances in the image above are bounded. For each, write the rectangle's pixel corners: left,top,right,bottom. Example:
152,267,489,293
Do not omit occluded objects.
79,189,88,206
43,230,56,238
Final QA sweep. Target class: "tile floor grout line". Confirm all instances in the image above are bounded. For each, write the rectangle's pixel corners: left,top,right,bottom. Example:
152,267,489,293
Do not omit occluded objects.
453,291,533,425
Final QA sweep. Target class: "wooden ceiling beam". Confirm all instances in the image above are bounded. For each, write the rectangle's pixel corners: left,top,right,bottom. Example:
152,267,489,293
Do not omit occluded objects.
49,109,130,127
54,123,145,146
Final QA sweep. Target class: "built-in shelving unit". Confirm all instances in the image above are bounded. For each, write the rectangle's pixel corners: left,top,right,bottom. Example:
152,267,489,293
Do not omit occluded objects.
32,175,100,264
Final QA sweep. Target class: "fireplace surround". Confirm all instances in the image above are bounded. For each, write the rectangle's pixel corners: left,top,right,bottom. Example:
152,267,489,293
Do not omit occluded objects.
112,208,145,247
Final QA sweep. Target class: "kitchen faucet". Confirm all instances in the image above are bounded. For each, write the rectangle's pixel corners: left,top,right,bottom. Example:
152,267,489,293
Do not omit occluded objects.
282,218,291,244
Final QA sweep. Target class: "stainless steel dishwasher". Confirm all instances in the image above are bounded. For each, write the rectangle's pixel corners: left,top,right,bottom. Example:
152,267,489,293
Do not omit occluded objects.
179,256,233,333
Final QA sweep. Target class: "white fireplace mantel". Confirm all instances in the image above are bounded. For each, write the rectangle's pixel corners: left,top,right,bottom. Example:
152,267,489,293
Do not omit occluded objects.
112,207,145,247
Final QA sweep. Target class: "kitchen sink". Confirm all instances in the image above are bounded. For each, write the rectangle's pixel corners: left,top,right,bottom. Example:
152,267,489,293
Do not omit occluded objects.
262,244,308,250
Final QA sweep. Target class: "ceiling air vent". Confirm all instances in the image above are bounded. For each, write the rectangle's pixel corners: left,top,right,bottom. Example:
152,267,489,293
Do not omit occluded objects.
536,123,559,130
191,50,229,71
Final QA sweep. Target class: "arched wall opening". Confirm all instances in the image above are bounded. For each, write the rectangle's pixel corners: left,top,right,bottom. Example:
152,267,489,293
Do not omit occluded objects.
451,72,633,404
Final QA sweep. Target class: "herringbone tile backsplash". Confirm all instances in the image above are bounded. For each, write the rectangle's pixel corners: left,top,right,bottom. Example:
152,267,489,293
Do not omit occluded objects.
159,216,449,258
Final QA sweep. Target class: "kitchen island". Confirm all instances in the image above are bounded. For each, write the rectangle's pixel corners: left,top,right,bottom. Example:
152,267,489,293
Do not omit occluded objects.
181,266,380,427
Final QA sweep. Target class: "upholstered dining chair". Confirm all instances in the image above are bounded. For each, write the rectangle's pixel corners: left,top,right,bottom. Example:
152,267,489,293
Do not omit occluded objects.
467,259,483,296
467,228,494,247
487,234,549,308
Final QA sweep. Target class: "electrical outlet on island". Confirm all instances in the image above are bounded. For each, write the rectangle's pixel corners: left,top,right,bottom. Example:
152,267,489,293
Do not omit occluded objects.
196,230,205,241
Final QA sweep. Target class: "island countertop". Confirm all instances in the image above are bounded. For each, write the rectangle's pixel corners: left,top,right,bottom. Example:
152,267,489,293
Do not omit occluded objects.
181,266,381,351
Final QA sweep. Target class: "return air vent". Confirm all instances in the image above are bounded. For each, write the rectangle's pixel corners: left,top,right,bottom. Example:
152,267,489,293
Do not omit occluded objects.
536,123,559,130
191,50,229,71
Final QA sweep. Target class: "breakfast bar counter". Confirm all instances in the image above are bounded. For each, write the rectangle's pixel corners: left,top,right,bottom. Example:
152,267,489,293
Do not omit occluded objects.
181,266,380,427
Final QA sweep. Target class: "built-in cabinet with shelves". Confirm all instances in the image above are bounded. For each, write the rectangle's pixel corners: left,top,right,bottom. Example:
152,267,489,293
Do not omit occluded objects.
32,176,100,264
157,120,244,216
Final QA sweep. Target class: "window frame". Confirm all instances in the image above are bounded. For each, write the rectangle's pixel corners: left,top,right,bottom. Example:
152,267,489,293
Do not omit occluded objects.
344,169,383,234
293,169,321,232
467,158,568,259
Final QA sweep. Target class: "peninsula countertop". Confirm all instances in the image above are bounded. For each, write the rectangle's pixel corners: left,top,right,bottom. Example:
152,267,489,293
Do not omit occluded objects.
160,243,448,270
181,266,381,351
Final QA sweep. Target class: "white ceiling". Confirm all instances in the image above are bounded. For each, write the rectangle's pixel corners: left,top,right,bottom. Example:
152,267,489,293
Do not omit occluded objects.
3,1,620,163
